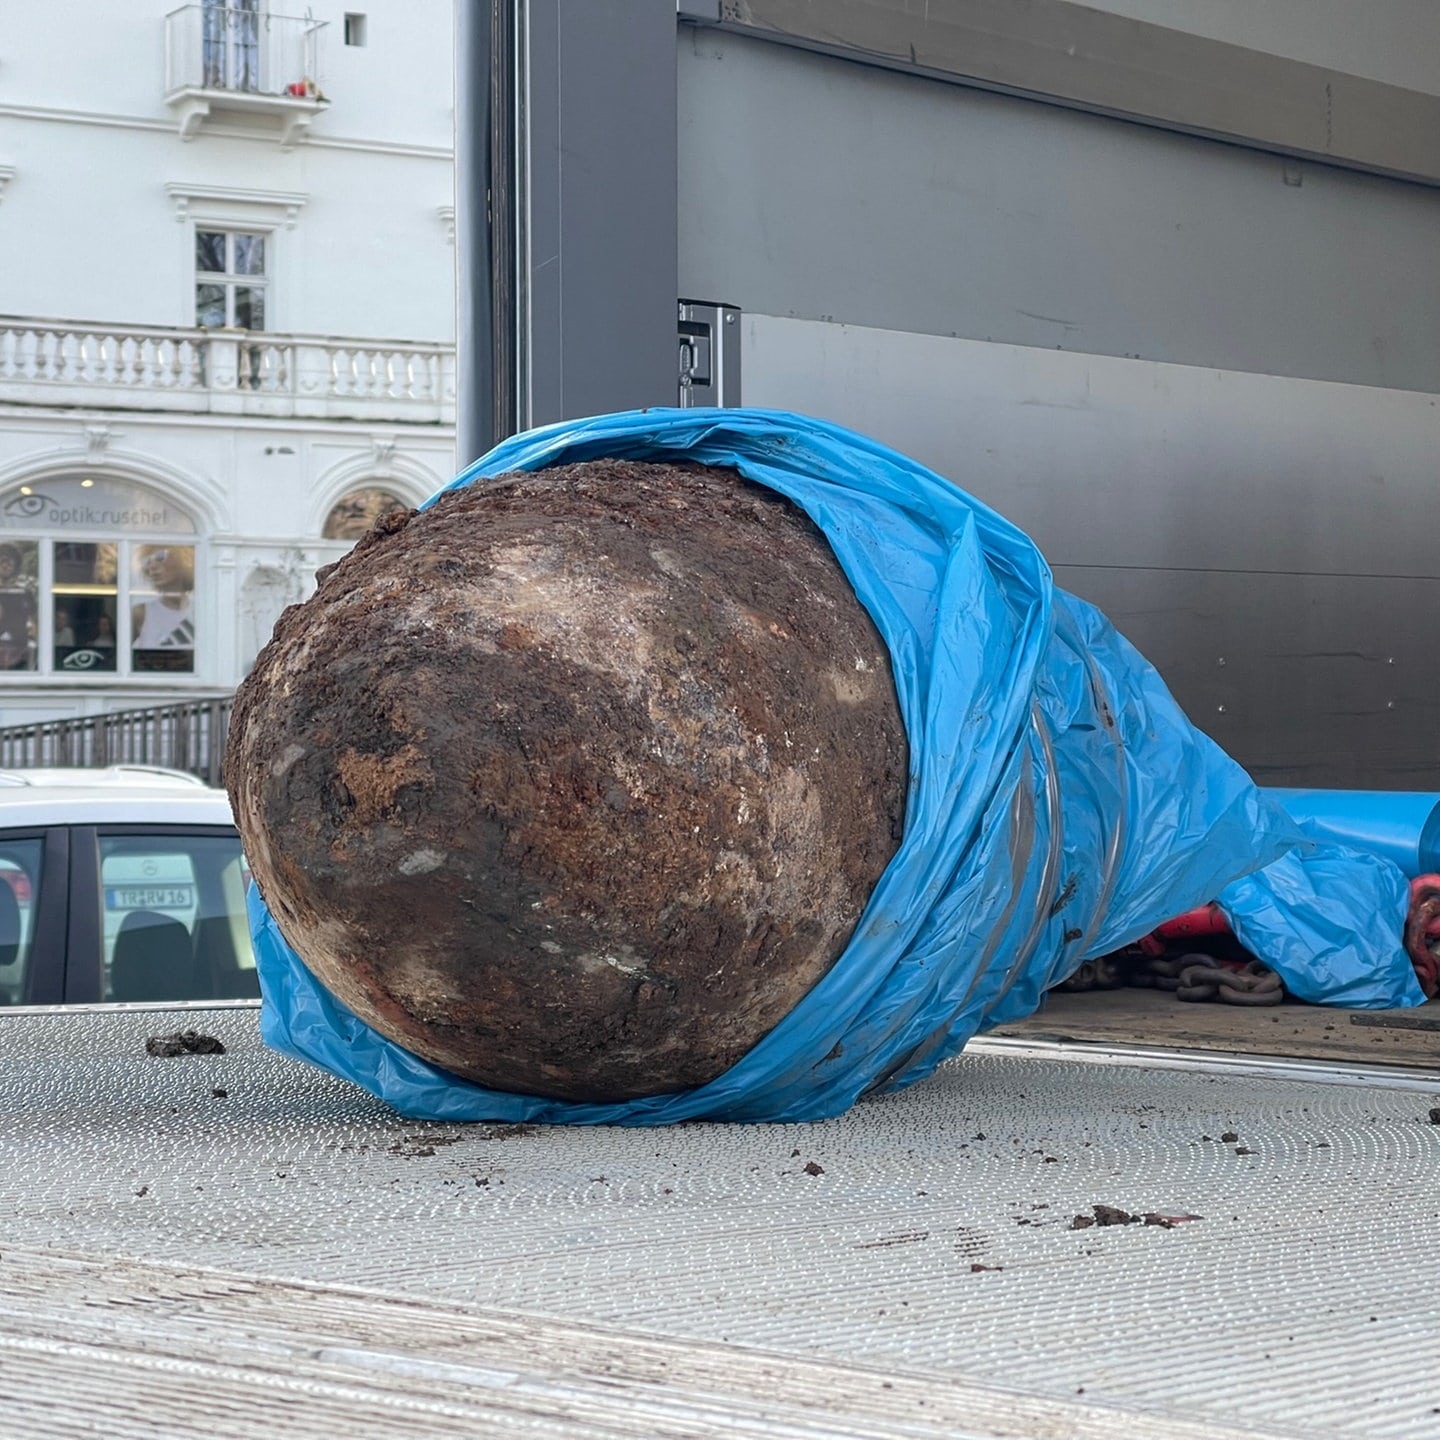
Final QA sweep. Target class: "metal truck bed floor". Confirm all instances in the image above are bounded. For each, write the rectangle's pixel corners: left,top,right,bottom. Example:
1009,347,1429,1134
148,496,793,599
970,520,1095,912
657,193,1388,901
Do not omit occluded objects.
2,1006,1438,1438
996,987,1440,1071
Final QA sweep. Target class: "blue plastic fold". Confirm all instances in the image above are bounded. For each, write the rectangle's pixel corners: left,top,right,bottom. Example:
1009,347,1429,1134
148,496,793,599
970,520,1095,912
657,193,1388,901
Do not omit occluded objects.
1265,788,1440,879
1218,843,1413,1009
251,408,1426,1125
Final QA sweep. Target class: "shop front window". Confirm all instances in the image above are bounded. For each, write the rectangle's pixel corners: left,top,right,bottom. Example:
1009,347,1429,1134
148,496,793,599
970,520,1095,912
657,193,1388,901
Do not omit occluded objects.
0,540,38,672
131,544,196,672
0,476,199,680
53,542,118,673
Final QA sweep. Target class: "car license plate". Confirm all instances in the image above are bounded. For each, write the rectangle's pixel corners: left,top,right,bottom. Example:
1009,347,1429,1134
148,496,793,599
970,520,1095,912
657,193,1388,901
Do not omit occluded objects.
105,886,195,910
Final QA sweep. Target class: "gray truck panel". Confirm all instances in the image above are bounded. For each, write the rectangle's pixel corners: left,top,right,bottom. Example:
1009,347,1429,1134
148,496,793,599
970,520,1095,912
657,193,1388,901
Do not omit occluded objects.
521,0,678,430
678,29,1440,394
739,315,1440,787
459,13,1440,786
708,0,1440,186
1057,566,1435,787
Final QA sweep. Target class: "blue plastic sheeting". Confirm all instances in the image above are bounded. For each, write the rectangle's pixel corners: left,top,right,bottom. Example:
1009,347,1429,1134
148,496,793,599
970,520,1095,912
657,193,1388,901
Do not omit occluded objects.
1216,790,1436,1007
1266,788,1440,879
1218,843,1415,1009
251,409,1424,1125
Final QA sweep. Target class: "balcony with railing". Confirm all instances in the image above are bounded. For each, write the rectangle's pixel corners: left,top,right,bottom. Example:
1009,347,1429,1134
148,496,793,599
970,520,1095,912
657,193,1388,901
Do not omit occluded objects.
0,317,456,425
164,5,328,147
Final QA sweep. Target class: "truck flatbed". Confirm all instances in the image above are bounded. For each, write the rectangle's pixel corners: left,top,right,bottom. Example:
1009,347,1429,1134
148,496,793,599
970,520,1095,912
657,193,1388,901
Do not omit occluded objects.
997,987,1440,1072
3,1003,1438,1437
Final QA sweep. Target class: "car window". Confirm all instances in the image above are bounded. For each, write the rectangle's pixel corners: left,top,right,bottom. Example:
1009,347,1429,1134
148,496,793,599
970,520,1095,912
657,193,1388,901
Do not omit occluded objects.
100,833,258,1002
0,839,42,1005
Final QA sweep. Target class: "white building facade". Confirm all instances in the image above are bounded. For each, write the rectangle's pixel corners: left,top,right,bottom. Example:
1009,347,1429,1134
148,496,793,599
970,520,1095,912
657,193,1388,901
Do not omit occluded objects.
0,0,456,726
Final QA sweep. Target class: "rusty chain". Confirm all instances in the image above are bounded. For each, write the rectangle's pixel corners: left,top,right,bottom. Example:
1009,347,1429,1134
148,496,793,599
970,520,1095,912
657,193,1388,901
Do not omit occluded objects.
1061,876,1440,1006
1062,951,1285,1005
1173,957,1283,1006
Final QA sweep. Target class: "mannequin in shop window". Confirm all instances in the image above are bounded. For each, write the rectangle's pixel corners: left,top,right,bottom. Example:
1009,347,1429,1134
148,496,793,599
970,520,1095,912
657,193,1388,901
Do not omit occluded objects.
89,613,116,649
132,545,195,671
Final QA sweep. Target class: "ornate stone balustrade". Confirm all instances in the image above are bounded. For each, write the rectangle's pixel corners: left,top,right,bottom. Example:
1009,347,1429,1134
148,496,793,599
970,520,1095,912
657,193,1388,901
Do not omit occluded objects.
0,317,455,424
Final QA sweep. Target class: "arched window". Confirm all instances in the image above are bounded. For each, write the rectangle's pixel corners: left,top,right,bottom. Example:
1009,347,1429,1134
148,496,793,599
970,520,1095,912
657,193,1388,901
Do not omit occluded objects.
0,475,198,678
322,486,409,542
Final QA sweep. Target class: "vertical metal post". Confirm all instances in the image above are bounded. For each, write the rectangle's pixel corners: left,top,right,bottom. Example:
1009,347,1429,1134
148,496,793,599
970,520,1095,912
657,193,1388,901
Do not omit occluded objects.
521,0,678,426
455,0,508,467
489,1,520,443
456,0,680,452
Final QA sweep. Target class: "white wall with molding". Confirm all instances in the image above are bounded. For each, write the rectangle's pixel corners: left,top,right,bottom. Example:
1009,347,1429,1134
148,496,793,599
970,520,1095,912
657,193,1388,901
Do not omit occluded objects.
0,0,456,726
0,411,452,723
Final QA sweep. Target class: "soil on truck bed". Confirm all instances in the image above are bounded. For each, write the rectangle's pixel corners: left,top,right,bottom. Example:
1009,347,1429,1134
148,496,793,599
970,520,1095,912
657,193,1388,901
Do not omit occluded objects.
227,459,908,1103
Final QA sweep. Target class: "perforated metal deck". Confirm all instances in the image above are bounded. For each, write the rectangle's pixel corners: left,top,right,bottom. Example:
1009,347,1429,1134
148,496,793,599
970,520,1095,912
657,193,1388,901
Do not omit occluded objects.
2,1005,1438,1437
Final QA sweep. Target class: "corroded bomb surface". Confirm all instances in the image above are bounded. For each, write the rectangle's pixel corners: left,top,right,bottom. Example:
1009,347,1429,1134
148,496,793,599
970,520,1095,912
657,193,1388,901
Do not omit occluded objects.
226,460,908,1101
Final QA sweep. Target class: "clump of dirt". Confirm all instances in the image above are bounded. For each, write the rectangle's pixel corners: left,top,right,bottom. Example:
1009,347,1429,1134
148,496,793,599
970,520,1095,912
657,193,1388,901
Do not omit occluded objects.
1070,1205,1192,1230
145,1030,226,1057
227,460,908,1103
386,1129,466,1157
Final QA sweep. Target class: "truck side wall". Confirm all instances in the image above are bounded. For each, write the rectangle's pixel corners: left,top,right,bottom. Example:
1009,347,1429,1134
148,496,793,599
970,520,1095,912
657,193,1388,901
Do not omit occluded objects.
743,317,1438,786
675,27,1440,787
457,4,1439,787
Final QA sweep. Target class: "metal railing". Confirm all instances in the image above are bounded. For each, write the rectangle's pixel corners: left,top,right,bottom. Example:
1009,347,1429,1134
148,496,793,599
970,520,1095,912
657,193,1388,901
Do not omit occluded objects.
0,697,234,786
165,5,326,99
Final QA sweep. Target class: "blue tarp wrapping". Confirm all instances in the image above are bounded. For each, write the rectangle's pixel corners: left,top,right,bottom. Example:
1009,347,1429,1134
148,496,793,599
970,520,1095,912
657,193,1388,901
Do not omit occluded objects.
251,409,1425,1125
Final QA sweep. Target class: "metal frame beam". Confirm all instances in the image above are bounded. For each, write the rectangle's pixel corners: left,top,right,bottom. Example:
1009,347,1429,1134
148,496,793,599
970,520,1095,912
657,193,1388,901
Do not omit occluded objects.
455,1,680,462
707,0,1440,188
453,0,498,467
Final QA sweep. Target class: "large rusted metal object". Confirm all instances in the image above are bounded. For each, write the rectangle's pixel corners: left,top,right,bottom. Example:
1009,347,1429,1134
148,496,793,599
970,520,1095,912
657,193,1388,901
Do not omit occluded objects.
226,460,907,1101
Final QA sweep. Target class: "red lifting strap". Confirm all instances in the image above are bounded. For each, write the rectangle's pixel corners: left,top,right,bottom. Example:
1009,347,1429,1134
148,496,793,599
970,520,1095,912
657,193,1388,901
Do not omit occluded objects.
1405,875,1440,1000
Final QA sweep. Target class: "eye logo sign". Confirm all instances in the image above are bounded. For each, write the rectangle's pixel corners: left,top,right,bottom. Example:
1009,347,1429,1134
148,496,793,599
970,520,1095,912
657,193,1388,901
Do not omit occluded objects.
1,489,175,530
2,492,51,520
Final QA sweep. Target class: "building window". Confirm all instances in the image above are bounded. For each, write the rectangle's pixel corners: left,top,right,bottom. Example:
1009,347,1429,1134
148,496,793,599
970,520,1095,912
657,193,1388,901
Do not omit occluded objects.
344,13,367,47
323,486,409,542
196,229,267,331
202,0,261,92
0,477,199,680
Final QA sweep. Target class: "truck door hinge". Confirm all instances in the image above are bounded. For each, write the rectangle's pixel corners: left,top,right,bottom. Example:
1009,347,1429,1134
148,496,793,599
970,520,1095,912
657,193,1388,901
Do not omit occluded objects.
678,301,740,408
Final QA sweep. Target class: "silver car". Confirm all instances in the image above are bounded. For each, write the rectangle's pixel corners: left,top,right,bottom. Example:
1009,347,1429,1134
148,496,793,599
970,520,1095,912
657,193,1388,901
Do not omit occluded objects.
0,766,257,1006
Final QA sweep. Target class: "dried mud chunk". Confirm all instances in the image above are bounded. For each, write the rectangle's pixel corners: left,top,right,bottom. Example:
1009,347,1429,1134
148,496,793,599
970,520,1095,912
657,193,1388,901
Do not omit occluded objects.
227,460,908,1102
145,1030,226,1057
